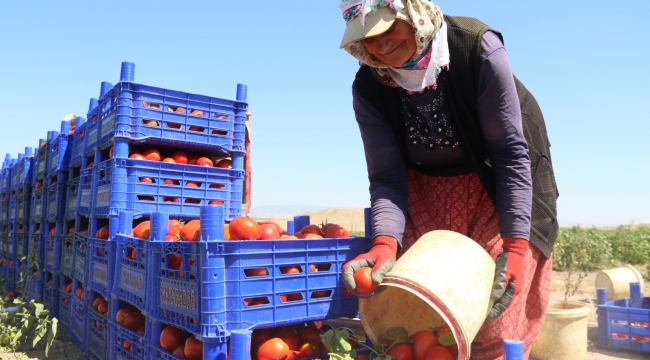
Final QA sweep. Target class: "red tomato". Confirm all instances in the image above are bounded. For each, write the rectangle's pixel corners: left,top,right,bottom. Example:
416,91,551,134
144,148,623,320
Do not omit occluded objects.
130,154,144,160
258,221,283,234
143,149,162,161
259,223,280,240
180,219,201,241
133,221,151,240
387,343,414,360
109,146,114,158
299,225,323,236
172,345,185,357
184,336,203,360
324,225,350,238
421,346,453,360
168,220,183,238
96,225,109,240
164,179,179,185
257,338,290,360
229,217,261,240
190,109,204,116
195,157,214,167
143,119,158,126
187,154,200,165
168,254,183,269
245,268,269,277
410,330,439,360
160,325,189,352
171,151,189,164
87,161,94,169
215,158,232,168
445,345,458,358
353,267,376,294
209,200,224,205
162,157,175,163
274,327,301,351
280,266,301,274
139,177,153,183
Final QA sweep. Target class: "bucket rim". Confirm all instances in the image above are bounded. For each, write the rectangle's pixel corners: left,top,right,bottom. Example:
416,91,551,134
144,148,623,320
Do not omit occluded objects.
545,300,591,319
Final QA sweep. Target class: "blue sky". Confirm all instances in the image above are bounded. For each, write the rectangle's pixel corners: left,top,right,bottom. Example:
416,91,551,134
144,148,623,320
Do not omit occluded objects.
1,1,648,227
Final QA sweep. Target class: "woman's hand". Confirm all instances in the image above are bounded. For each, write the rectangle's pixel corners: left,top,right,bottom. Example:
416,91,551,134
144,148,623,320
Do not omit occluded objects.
342,235,398,296
487,238,529,320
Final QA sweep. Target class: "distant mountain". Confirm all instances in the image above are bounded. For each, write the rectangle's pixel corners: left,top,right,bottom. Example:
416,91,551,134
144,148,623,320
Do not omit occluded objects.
250,204,328,218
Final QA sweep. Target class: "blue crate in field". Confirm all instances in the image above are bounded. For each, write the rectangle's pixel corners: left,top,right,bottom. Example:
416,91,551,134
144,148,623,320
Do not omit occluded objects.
27,276,43,302
96,62,248,154
58,275,73,329
88,216,119,299
46,172,67,222
109,319,150,360
35,136,52,181
44,222,62,273
0,231,7,256
16,190,31,224
69,279,88,351
6,257,17,290
43,271,60,319
61,222,75,277
84,95,102,157
148,319,230,360
65,176,79,221
1,158,13,195
77,158,94,217
8,196,16,223
86,290,110,360
598,283,650,354
72,215,90,284
48,121,74,177
92,156,244,220
146,207,369,339
1,201,8,224
70,118,87,168
30,187,46,223
11,148,34,191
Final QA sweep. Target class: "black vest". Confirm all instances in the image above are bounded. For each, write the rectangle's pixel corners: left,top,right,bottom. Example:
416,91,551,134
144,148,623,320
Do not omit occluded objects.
353,15,559,258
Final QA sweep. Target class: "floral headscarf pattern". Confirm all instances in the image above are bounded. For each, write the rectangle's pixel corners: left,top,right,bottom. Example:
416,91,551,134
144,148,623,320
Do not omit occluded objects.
343,0,444,69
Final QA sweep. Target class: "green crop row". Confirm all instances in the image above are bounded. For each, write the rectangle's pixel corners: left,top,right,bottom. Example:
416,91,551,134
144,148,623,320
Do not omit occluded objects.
553,225,650,273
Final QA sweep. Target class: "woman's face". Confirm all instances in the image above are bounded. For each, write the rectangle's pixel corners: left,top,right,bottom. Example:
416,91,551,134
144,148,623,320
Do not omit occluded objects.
361,19,416,67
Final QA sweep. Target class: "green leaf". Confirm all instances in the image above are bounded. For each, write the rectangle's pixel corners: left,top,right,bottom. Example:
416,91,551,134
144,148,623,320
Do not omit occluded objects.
380,327,410,345
46,317,58,356
437,331,456,347
33,302,44,317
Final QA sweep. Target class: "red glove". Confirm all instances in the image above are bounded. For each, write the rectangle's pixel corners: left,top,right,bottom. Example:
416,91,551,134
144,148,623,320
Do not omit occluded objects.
342,235,398,293
487,238,529,321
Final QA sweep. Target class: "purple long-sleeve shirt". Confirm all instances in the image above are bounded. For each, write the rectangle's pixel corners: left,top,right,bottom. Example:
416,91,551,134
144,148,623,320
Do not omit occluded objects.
353,31,532,245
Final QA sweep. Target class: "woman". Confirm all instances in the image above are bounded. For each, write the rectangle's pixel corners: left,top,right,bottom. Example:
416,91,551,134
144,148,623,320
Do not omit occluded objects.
338,1,559,358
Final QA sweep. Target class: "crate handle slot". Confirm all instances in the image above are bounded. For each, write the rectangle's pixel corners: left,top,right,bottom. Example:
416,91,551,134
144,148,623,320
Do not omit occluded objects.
280,293,304,303
143,101,161,110
167,105,186,114
167,122,183,130
279,265,303,275
244,268,269,277
189,109,204,117
244,297,270,307
188,125,205,133
142,119,160,127
212,129,228,136
310,290,333,299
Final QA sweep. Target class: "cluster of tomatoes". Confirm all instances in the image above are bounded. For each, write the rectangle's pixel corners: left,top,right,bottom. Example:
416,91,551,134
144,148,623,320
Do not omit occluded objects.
91,294,109,316
252,322,332,360
226,218,350,241
158,323,203,360
115,303,147,353
107,146,232,169
380,328,458,360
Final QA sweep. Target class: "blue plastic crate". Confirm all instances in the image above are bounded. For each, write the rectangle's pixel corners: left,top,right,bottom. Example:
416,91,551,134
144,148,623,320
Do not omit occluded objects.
0,232,7,256
97,85,247,155
109,319,150,360
15,231,28,260
92,157,243,220
27,276,43,302
46,172,67,222
11,150,34,191
77,158,94,217
30,187,46,223
43,271,60,319
148,320,229,360
61,222,75,277
69,279,88,351
6,257,17,290
65,176,79,221
598,284,650,354
85,98,101,157
88,216,119,299
16,191,31,224
146,208,369,339
44,222,62,273
8,196,16,223
96,62,248,154
72,215,90,284
48,122,73,177
1,201,8,224
70,119,87,168
35,138,51,182
1,161,12,195
58,275,73,330
86,291,110,360
112,232,150,311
